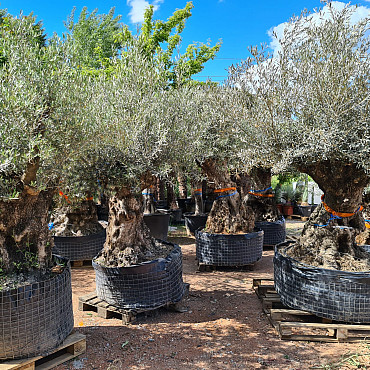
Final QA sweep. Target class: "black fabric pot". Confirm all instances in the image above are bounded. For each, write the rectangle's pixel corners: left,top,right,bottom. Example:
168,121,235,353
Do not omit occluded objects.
170,208,182,223
184,213,208,235
0,255,74,360
93,242,186,310
274,242,370,323
143,213,170,241
195,230,264,266
53,230,106,261
255,218,286,246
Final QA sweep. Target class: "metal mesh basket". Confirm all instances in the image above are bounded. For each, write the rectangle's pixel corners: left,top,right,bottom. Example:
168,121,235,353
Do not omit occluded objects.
255,217,286,246
274,241,370,323
195,230,264,266
0,255,74,360
53,230,106,261
93,242,186,310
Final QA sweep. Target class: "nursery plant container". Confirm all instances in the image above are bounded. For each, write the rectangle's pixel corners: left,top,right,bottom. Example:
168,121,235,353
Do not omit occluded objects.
53,230,106,261
170,208,182,223
274,241,370,323
282,204,294,216
143,212,170,241
255,217,286,246
276,204,283,215
195,229,264,266
184,213,208,235
0,255,74,360
97,204,109,221
298,205,312,218
93,242,186,310
176,198,187,214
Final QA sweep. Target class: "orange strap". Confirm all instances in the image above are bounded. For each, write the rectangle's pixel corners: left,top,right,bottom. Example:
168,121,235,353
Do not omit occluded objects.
248,191,274,198
365,222,370,229
214,187,236,193
58,190,71,204
193,188,202,192
86,197,93,201
321,195,363,218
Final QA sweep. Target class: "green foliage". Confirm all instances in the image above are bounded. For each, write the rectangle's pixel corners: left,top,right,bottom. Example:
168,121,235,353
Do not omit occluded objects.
121,2,221,87
64,7,122,70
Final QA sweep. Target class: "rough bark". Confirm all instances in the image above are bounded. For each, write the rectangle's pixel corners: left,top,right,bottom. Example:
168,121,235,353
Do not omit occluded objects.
191,181,204,215
51,199,104,236
288,160,369,271
356,192,370,245
177,173,188,199
201,159,254,234
97,187,171,267
155,176,165,201
245,168,280,222
166,179,178,210
0,188,54,273
142,187,156,214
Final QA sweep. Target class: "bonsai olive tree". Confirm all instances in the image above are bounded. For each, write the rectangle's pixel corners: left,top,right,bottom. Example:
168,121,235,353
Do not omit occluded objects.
0,13,94,275
229,3,370,270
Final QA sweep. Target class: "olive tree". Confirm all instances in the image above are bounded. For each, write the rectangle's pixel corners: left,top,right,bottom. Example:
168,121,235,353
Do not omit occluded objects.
0,13,95,274
229,3,370,270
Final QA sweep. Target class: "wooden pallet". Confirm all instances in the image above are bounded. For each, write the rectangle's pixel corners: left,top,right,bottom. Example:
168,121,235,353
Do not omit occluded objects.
197,262,256,272
70,260,92,268
286,215,309,221
79,283,190,324
253,278,370,342
0,333,86,370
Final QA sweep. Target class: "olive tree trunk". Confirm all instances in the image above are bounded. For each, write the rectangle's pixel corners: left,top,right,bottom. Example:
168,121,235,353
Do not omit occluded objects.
177,173,188,199
245,167,280,222
288,161,369,270
0,188,55,273
191,181,204,215
166,179,178,210
201,159,254,234
99,187,156,267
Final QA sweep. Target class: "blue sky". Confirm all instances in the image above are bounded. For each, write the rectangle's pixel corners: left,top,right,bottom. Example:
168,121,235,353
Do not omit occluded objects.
1,0,369,82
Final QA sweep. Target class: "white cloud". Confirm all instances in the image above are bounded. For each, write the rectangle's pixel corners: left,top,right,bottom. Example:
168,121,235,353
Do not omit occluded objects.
268,1,370,54
127,0,164,23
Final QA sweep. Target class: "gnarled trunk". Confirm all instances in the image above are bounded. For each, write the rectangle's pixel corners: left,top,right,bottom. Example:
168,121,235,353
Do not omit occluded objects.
99,187,157,267
191,181,204,215
52,199,103,236
155,176,165,201
0,188,54,273
357,192,370,245
177,173,188,199
142,187,156,214
166,179,178,210
288,161,369,271
201,159,254,234
245,167,280,222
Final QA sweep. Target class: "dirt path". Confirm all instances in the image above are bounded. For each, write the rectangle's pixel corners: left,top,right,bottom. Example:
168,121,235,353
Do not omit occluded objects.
55,221,370,369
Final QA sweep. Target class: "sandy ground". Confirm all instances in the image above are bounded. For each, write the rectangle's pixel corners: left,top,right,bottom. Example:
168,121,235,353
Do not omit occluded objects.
54,220,370,370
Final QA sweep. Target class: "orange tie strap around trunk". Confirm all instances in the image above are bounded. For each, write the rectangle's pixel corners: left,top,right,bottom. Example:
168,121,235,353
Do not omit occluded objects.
214,187,236,193
58,190,71,204
365,220,370,229
321,195,363,218
248,191,274,198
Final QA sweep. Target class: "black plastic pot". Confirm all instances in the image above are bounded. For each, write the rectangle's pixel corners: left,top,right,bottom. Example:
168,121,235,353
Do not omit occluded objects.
53,230,106,261
195,229,264,266
298,205,312,217
0,256,74,360
93,242,186,310
274,241,370,323
176,198,187,214
184,213,208,235
170,208,182,223
97,204,109,221
255,218,286,246
143,212,170,241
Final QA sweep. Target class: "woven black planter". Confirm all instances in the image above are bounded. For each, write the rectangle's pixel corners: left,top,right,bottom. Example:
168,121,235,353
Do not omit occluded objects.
143,213,170,241
53,230,106,261
255,218,286,246
184,213,208,235
274,241,370,323
93,242,186,310
0,256,74,360
195,230,264,266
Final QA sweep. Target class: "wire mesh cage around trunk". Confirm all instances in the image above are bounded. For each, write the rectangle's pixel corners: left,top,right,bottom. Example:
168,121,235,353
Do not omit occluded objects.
255,217,286,246
274,241,370,323
195,230,264,266
53,230,106,261
92,242,186,310
0,255,74,360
